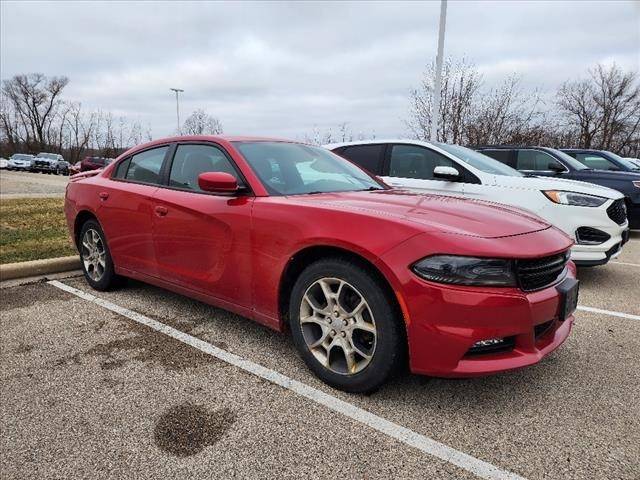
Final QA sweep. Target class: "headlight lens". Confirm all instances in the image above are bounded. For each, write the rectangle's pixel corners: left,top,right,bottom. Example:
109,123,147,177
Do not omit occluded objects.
542,190,607,207
412,255,516,287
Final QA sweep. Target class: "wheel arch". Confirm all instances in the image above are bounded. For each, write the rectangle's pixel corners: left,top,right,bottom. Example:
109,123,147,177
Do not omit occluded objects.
73,210,99,250
278,245,409,339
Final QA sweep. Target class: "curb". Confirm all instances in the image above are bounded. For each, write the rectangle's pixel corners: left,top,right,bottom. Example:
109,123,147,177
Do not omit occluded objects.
0,256,81,281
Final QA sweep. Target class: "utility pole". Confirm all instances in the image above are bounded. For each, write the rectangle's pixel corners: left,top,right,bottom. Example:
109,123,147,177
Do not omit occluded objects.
431,0,447,142
170,88,184,134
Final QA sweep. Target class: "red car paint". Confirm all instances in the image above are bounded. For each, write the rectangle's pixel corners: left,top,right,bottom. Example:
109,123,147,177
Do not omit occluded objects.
64,135,576,377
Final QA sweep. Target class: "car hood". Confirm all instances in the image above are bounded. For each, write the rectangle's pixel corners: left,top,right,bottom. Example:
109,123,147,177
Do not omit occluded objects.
288,190,551,239
493,175,624,199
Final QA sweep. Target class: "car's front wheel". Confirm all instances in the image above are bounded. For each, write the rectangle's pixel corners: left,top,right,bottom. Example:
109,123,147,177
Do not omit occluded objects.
289,258,405,393
79,219,123,291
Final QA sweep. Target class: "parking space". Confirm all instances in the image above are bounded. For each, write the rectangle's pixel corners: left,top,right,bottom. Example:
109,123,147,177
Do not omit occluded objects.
0,170,68,199
1,238,639,479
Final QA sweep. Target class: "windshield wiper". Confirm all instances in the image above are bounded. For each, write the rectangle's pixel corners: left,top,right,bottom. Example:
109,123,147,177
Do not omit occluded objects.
358,186,384,191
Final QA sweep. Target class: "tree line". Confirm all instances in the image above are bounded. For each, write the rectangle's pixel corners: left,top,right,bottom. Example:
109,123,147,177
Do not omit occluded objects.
406,59,640,156
0,74,224,163
3,61,638,161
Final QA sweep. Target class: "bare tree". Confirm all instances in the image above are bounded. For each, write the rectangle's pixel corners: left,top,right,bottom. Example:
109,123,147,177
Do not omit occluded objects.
556,63,640,154
182,109,223,135
1,73,69,151
407,57,482,143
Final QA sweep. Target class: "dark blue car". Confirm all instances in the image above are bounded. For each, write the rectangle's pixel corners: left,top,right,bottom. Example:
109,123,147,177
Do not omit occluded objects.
475,146,640,230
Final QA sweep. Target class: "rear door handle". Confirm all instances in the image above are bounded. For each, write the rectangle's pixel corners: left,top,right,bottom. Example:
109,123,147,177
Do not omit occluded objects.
99,192,109,200
154,205,168,217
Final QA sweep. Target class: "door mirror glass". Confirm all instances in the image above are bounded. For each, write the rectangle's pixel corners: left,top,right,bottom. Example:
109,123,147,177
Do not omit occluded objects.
433,166,460,180
198,172,238,193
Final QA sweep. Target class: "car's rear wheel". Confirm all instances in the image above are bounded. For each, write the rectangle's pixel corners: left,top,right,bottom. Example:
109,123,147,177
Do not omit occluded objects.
79,219,123,291
289,258,404,393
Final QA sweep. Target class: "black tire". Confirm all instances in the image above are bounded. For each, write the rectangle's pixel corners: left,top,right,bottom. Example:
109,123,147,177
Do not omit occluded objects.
289,257,405,393
78,219,125,291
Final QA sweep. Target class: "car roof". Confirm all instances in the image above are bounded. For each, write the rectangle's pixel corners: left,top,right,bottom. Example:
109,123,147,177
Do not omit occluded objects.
324,139,438,149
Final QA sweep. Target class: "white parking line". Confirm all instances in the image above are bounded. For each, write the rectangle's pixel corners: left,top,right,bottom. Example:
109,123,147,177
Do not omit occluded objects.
609,261,640,267
577,305,640,321
48,279,524,480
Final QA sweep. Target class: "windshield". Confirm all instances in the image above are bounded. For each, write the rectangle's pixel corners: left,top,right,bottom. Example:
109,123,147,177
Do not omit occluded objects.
234,142,385,195
37,153,58,159
12,154,32,160
605,151,640,170
434,143,523,176
546,148,588,170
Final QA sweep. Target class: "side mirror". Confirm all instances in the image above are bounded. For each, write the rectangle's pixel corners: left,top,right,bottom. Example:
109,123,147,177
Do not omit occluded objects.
548,162,565,173
433,166,460,181
198,172,238,193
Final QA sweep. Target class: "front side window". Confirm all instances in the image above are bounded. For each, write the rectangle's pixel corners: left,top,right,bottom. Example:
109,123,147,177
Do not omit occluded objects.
169,144,241,192
574,153,617,171
124,146,169,184
389,144,456,180
515,150,564,171
234,142,384,195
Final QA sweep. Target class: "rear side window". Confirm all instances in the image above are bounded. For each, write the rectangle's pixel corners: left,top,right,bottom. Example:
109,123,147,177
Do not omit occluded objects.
169,144,241,192
125,146,169,184
339,144,384,175
515,150,563,171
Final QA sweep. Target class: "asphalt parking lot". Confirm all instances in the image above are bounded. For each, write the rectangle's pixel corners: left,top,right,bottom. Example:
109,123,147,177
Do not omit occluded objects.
0,170,68,199
2,238,639,480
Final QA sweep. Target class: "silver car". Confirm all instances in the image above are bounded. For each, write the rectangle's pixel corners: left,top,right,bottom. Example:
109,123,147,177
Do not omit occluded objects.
8,154,35,171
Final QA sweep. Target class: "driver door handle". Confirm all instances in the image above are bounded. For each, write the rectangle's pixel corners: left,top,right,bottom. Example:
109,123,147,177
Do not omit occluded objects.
154,205,168,217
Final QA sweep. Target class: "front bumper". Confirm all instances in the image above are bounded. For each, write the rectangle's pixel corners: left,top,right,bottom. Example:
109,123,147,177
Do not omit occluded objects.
396,262,577,378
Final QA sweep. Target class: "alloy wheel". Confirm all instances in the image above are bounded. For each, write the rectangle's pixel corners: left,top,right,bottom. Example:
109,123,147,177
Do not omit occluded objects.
81,229,106,281
299,277,377,375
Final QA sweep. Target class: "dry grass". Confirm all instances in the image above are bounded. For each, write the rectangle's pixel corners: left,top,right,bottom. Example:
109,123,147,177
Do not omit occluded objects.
0,197,76,264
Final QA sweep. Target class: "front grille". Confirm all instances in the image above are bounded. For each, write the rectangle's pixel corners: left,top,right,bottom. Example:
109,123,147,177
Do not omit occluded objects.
607,199,627,225
575,227,610,245
517,251,569,291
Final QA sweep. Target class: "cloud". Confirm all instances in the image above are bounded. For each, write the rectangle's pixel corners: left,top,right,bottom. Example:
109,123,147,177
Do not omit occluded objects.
1,0,638,139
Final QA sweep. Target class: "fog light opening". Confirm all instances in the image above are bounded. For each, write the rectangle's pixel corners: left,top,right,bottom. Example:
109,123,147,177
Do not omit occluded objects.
466,336,515,356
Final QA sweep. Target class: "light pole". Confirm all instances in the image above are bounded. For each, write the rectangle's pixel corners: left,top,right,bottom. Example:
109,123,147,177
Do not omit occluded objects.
170,88,184,134
431,0,447,142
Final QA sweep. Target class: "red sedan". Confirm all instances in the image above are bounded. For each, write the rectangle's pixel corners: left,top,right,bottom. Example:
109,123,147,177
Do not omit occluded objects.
64,136,578,392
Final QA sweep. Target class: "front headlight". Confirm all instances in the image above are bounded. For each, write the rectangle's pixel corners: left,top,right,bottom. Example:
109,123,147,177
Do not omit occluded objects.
412,255,516,287
633,181,640,189
542,190,607,207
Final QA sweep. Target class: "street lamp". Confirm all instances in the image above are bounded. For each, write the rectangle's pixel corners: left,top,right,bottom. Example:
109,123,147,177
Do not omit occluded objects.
431,0,447,142
170,88,184,134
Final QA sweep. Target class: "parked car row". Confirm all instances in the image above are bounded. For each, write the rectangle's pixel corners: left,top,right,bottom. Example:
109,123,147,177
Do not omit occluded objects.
1,153,117,176
65,135,587,393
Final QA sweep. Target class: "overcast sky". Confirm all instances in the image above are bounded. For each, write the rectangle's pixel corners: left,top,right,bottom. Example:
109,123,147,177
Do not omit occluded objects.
1,1,638,140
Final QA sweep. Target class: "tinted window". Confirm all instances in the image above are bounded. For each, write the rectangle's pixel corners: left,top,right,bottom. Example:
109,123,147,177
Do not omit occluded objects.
574,153,617,170
515,150,564,171
235,142,384,195
169,144,240,192
125,146,168,184
389,144,455,180
339,145,384,175
478,149,513,166
113,158,131,179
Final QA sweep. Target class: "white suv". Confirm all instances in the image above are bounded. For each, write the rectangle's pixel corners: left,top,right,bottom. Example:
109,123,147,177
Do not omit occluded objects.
326,140,629,267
